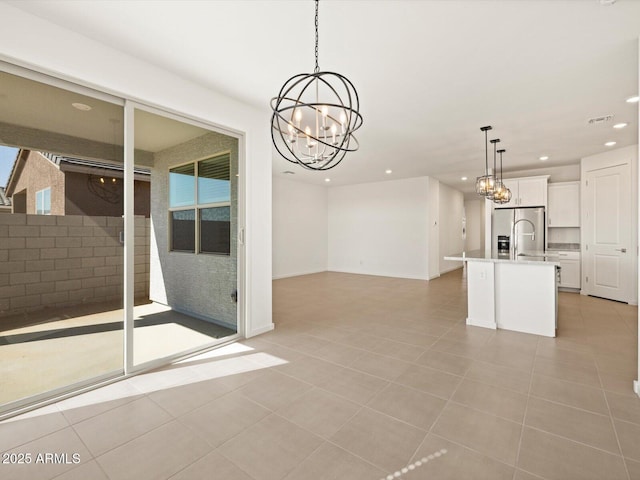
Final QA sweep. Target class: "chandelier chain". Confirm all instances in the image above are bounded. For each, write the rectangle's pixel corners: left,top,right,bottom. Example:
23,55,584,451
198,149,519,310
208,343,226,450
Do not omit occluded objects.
314,0,319,73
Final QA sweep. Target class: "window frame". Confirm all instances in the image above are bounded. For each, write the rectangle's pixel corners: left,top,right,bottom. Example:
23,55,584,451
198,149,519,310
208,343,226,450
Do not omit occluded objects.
35,187,51,215
168,151,231,255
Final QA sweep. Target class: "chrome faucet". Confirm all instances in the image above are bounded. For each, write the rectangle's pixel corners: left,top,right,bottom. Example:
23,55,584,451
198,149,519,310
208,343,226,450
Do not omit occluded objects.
511,218,536,258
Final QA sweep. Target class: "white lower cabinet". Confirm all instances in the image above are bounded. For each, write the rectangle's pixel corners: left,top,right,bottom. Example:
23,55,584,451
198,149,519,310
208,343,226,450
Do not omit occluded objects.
557,251,580,288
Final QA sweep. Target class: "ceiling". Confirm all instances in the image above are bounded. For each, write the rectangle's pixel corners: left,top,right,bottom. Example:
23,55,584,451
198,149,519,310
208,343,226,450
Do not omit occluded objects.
7,0,640,194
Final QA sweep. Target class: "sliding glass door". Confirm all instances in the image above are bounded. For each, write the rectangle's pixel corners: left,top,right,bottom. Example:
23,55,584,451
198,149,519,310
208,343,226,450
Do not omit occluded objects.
0,65,242,417
0,68,126,411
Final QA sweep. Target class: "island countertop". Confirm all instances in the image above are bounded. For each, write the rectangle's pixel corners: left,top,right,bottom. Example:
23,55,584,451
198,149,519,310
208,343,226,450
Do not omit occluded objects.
444,250,560,266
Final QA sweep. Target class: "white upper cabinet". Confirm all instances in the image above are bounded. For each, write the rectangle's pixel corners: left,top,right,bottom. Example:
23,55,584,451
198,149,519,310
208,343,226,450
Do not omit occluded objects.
495,176,548,209
548,181,580,227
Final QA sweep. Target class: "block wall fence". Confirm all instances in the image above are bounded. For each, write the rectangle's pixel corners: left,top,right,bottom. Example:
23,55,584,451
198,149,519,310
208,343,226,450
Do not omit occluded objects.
0,214,150,317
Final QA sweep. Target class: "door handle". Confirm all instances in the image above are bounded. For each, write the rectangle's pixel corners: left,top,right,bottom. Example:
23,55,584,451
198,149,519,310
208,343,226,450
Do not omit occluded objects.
615,248,627,253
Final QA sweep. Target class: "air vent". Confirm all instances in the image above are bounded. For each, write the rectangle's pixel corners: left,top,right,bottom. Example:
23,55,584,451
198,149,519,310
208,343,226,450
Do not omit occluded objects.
587,115,614,125
283,170,295,175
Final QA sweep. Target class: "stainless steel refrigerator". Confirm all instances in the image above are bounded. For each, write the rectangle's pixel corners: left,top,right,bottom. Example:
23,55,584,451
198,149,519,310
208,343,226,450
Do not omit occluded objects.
492,207,545,256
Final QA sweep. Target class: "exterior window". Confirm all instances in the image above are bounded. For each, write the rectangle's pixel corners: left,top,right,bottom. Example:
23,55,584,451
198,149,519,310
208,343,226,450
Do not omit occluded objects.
35,187,51,215
169,153,230,255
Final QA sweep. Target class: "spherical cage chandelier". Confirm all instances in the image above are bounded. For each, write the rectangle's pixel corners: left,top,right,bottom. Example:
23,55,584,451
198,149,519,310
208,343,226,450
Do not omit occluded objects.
271,0,363,171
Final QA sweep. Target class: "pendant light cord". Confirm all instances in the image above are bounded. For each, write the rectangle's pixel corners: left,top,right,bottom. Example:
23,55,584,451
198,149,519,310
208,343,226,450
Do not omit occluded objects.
314,0,320,73
485,129,489,174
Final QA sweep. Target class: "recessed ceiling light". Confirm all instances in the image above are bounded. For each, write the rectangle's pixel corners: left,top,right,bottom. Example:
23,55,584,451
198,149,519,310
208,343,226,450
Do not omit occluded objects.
283,170,295,175
461,176,468,181
71,102,92,111
613,123,627,129
539,156,549,161
599,0,616,5
626,95,640,103
324,178,331,182
605,141,617,147
385,169,392,174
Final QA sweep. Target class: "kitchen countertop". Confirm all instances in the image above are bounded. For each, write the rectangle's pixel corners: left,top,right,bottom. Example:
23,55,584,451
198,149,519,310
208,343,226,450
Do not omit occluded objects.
444,250,561,266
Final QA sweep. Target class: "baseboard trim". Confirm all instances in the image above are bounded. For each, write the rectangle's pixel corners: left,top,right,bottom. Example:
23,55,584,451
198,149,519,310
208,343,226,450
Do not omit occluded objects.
466,317,497,330
246,323,274,338
272,269,327,280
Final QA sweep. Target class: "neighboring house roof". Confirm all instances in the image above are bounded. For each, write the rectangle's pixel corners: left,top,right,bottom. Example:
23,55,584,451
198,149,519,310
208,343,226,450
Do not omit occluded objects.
0,187,11,208
43,152,151,176
5,149,150,197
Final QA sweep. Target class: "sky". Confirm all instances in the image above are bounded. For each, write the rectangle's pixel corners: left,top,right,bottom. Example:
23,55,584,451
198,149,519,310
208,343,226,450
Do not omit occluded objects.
0,145,18,188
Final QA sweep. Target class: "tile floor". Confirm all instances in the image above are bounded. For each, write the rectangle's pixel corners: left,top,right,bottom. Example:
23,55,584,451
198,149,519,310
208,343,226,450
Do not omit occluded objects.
1,269,639,480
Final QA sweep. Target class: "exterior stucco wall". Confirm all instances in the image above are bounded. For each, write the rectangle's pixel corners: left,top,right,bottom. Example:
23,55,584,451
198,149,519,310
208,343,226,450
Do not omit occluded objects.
149,132,238,328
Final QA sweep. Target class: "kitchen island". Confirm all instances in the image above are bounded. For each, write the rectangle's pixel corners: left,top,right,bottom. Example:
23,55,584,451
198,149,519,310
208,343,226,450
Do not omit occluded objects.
444,250,560,337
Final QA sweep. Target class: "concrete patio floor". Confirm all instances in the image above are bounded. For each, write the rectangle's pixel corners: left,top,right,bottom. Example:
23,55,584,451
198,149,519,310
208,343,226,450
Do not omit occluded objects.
0,301,236,406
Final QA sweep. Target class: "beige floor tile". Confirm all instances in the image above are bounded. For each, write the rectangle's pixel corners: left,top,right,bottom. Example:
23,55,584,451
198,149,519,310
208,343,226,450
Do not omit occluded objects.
218,414,323,480
432,402,522,466
606,390,640,425
402,433,514,480
73,396,172,456
273,353,344,385
314,366,388,404
56,380,144,425
517,427,628,480
238,370,313,411
394,363,462,399
514,469,547,480
367,383,446,430
475,345,536,372
599,370,639,396
534,357,601,388
530,374,608,415
178,391,270,447
535,343,596,368
367,337,427,362
431,338,484,358
614,419,640,462
51,460,109,480
0,403,69,452
348,351,411,380
169,451,254,480
147,376,232,417
452,378,528,423
282,442,385,480
625,457,640,480
330,407,426,472
275,387,360,438
525,396,620,454
310,342,365,366
414,349,473,376
0,427,92,480
96,420,210,480
465,361,532,395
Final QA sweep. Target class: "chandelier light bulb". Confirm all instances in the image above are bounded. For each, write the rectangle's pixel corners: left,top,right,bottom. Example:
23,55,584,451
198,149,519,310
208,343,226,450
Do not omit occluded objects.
330,123,337,144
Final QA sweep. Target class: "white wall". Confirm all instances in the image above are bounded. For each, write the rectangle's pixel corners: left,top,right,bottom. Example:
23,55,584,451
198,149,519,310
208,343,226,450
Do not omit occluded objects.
428,177,440,279
439,182,465,274
464,199,484,251
0,3,273,337
328,177,430,279
272,177,328,279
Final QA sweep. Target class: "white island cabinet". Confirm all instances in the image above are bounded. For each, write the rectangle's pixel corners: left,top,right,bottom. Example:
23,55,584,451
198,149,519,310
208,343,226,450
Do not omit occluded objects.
445,251,559,337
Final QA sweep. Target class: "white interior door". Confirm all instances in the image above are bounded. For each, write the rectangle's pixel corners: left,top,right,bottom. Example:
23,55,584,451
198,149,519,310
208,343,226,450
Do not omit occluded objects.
584,163,632,302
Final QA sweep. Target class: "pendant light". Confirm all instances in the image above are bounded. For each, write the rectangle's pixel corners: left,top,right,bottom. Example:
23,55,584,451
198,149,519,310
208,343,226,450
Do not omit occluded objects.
270,0,363,171
486,138,500,200
493,148,512,204
475,126,495,196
